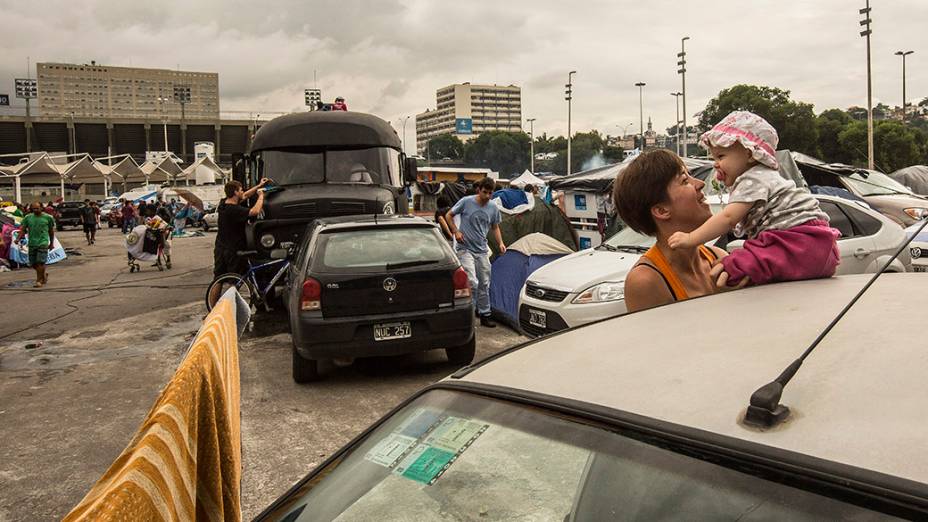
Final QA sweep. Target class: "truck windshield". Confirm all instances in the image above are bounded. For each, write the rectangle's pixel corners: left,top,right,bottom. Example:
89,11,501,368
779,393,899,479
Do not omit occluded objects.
260,147,401,187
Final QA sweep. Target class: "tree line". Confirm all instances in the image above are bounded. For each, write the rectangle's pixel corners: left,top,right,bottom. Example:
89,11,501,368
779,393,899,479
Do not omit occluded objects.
425,83,928,177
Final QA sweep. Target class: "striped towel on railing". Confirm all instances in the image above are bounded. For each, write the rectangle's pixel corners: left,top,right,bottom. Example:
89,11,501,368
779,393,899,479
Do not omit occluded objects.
64,289,250,522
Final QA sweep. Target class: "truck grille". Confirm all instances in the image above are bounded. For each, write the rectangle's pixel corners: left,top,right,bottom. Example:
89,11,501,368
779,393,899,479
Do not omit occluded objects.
331,201,367,215
524,282,569,303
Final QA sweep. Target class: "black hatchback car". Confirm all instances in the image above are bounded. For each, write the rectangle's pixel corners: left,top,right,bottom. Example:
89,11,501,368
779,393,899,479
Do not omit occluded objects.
284,214,475,382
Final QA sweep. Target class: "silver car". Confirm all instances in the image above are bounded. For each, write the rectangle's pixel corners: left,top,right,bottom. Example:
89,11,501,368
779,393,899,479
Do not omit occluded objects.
258,274,928,520
518,194,911,337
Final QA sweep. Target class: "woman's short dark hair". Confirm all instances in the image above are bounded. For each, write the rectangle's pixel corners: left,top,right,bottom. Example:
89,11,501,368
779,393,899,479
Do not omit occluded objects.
612,150,686,236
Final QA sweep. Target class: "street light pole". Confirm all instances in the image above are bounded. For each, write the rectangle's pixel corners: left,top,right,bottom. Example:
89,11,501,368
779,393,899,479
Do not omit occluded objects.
158,96,168,153
635,82,646,151
526,118,536,172
566,70,576,175
399,116,410,154
895,50,914,122
678,36,690,157
671,92,682,155
860,2,874,170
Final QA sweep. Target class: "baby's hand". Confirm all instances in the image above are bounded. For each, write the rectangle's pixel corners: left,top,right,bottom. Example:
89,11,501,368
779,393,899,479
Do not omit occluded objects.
668,232,693,249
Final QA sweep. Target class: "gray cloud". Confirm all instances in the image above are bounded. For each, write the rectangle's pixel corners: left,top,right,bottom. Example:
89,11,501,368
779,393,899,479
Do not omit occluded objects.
0,0,925,154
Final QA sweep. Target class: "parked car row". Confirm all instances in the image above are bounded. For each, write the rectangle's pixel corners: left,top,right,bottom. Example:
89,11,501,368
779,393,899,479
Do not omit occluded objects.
519,194,913,337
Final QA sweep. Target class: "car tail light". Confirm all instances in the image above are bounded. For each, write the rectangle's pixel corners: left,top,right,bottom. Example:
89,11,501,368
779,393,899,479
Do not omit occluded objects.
301,277,322,311
453,268,471,298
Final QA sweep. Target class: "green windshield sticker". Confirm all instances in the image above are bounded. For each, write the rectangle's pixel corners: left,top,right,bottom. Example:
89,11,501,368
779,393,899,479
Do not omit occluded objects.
394,444,456,485
425,417,489,454
364,433,418,468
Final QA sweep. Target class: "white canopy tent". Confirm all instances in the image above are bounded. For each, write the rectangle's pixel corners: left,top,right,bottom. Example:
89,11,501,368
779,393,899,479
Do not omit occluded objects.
181,155,227,185
509,169,547,189
137,157,184,185
0,153,70,202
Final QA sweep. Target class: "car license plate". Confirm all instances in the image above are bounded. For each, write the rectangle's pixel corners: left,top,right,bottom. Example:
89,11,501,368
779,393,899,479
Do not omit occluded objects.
374,322,412,341
915,264,928,273
528,309,547,329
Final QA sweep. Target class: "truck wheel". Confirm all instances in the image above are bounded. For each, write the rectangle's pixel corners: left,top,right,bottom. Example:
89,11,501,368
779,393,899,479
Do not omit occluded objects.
292,344,321,383
445,335,476,366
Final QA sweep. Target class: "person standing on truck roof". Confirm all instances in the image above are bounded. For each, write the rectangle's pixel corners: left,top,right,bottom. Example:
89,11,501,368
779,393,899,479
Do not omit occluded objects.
332,96,348,111
446,177,506,328
213,178,270,278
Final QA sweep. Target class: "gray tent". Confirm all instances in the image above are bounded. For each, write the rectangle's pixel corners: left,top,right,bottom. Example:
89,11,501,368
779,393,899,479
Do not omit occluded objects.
889,165,928,196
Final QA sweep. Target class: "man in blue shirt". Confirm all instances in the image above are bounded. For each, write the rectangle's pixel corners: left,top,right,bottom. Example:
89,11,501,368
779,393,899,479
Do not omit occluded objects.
446,177,506,327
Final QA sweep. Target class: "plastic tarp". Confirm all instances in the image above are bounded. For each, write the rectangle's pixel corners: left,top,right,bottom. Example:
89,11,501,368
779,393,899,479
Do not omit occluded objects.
889,165,928,196
9,230,67,266
487,196,578,258
548,157,714,193
509,170,547,188
489,233,573,329
492,188,528,210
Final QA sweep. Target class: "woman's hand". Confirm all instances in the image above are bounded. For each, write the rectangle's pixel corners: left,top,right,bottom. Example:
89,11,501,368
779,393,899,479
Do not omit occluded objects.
710,262,750,289
668,231,695,249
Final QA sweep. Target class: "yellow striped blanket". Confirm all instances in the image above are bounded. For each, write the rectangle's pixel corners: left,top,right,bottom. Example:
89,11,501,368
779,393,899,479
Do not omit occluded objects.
64,289,249,521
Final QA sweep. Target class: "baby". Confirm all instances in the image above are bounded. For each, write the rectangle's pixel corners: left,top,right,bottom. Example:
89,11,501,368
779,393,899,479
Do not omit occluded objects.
668,111,839,286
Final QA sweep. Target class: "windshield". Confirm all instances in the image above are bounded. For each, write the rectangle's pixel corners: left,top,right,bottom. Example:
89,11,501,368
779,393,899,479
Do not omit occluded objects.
317,227,449,270
259,147,401,187
841,171,914,197
263,390,903,521
603,226,655,249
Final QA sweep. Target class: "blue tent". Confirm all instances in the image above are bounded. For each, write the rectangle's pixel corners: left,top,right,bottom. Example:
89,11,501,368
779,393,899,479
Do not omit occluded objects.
489,233,573,330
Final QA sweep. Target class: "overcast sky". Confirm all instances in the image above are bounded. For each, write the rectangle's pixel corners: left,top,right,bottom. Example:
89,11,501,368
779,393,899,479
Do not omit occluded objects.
1,0,925,153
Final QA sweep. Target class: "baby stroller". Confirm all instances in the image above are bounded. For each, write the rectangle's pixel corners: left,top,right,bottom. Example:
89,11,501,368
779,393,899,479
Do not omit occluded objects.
125,217,173,272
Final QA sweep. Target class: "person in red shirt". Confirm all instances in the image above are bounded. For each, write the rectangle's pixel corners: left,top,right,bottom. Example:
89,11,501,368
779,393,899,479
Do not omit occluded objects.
332,96,348,111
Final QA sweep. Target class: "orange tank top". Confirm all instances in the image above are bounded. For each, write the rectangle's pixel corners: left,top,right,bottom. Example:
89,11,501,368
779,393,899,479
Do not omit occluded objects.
640,245,718,302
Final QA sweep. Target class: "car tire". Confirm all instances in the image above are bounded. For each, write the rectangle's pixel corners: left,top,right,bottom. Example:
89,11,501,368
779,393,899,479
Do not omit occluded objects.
292,344,321,383
445,335,476,365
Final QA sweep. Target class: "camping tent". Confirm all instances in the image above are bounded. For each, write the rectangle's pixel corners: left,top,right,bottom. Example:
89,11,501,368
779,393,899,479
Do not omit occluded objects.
487,196,578,257
489,233,574,329
509,170,547,189
889,165,928,196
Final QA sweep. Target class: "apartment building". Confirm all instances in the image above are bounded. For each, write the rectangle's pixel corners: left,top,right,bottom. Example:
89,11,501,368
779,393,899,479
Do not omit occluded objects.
36,62,219,120
416,83,522,155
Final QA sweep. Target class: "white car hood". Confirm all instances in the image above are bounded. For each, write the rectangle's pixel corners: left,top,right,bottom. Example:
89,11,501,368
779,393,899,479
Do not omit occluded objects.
527,248,641,293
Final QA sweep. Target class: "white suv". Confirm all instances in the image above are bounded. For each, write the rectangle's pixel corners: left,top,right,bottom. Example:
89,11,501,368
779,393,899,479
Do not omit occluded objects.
519,194,911,337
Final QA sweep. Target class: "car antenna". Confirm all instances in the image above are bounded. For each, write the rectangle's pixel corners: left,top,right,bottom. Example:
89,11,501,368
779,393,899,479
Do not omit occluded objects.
744,217,928,429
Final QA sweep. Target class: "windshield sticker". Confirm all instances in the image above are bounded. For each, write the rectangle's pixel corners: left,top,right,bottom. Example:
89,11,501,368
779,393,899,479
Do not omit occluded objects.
364,433,418,468
396,408,444,439
424,417,489,454
394,444,456,485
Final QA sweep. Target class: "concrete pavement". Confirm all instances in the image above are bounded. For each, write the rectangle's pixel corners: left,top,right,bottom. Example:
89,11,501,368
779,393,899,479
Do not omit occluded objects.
0,227,525,520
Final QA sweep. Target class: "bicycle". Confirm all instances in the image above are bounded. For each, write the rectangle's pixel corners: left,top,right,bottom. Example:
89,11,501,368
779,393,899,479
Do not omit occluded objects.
205,249,291,312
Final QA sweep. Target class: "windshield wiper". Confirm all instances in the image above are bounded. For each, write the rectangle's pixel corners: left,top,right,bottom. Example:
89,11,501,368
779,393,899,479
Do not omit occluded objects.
597,244,618,252
385,260,439,270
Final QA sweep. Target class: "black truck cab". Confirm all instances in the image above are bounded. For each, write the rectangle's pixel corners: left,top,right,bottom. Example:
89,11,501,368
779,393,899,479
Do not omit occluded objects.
240,111,417,255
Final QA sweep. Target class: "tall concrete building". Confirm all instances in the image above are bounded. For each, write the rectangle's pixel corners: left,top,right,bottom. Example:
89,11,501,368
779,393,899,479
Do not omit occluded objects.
36,62,219,120
416,83,522,155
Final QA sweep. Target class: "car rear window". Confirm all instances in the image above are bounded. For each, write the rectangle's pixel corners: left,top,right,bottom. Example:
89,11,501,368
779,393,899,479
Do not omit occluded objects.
316,226,450,270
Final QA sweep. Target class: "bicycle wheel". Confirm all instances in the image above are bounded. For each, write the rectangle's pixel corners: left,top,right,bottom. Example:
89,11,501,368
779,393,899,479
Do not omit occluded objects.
205,273,255,312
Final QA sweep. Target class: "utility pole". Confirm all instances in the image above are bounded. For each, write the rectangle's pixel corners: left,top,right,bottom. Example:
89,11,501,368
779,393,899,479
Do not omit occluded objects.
895,50,914,122
158,96,168,153
860,2,874,170
671,92,683,155
526,118,536,172
635,82,646,150
566,71,576,175
399,116,410,155
678,36,690,157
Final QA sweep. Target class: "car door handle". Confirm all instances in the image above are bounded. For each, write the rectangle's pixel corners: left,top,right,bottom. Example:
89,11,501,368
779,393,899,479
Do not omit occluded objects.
854,248,871,259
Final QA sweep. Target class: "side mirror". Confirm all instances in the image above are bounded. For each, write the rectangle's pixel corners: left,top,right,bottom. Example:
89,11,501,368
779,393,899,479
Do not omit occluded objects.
404,157,418,184
269,248,289,260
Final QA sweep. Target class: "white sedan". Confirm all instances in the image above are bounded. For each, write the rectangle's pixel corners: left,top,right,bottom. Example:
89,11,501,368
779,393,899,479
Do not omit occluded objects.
519,194,912,337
